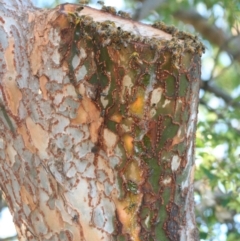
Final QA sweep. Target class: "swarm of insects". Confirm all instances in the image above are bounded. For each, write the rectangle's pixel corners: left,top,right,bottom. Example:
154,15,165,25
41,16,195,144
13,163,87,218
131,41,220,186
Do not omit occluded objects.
152,21,205,56
101,6,117,15
152,22,178,35
118,10,131,19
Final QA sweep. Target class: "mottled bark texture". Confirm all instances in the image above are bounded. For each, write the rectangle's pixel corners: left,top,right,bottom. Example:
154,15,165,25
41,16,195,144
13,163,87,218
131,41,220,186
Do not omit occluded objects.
0,1,204,241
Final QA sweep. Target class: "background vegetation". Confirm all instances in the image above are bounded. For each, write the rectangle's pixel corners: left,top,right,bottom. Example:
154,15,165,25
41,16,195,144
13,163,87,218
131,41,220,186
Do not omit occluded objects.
0,0,240,240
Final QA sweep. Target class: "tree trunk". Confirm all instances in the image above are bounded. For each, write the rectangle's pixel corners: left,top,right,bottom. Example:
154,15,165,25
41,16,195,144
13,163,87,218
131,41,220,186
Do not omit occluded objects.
0,1,203,240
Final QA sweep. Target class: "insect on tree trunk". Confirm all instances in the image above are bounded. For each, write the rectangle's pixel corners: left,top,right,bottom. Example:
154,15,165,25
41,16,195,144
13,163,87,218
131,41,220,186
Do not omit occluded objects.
0,0,204,240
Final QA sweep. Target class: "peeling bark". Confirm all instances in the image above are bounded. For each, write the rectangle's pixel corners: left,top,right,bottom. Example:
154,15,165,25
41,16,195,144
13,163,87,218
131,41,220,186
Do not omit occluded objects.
0,1,203,241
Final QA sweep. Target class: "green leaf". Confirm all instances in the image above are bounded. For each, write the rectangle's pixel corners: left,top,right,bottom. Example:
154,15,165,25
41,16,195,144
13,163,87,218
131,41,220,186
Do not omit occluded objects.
200,166,218,181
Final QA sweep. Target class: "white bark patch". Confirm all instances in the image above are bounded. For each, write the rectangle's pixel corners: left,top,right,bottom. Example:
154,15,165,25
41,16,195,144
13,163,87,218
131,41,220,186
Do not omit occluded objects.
76,65,87,82
93,205,105,230
6,143,16,166
93,197,115,233
38,166,53,193
150,87,163,106
51,47,61,65
26,117,49,159
182,179,188,190
74,46,87,63
186,140,193,167
103,181,114,196
55,133,73,150
103,128,118,157
58,96,79,119
62,84,78,98
5,183,15,208
0,27,8,49
66,126,85,144
0,89,3,102
79,47,87,59
39,203,67,238
180,228,187,241
23,204,31,217
75,140,94,159
48,163,64,185
82,164,95,178
121,123,131,132
108,156,120,168
49,28,61,46
150,109,156,118
44,62,66,84
101,95,109,107
121,75,133,103
55,199,73,225
123,75,133,88
163,99,170,107
171,155,180,171
89,180,98,200
100,85,110,108
187,119,195,137
0,138,4,149
97,170,107,182
114,145,124,158
162,176,172,185
85,83,97,100
77,153,94,173
30,210,48,235
144,215,150,229
72,55,80,69
12,177,21,204
78,82,86,96
18,101,28,120
64,179,108,240
53,92,64,105
51,114,70,135
172,126,185,146
97,155,114,183
66,164,77,179
75,158,88,173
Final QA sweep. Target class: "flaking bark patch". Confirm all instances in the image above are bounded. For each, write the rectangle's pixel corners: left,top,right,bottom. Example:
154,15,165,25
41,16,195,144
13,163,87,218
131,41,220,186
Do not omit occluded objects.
0,2,202,241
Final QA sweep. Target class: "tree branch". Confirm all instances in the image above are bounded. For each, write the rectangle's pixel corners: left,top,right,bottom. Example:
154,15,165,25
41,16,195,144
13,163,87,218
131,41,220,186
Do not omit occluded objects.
174,9,240,61
199,99,240,135
134,4,240,61
174,9,229,46
200,80,240,107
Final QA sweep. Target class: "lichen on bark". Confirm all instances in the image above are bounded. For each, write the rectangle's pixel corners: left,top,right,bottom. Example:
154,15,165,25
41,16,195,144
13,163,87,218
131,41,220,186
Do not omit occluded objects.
0,2,203,241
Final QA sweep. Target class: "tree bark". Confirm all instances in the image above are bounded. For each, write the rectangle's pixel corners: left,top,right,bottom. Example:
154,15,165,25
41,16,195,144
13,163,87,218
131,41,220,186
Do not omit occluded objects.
0,1,203,240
